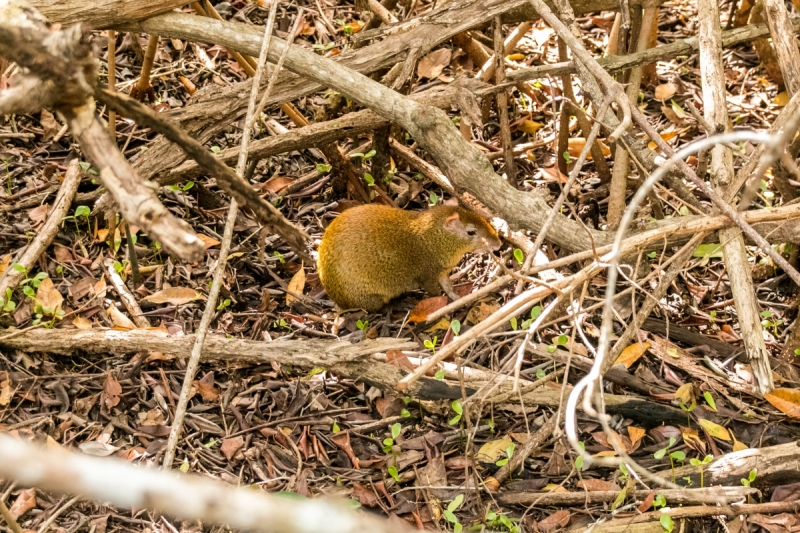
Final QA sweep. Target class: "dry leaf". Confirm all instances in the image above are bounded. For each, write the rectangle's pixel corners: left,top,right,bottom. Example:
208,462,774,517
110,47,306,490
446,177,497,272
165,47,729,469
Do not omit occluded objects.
680,426,706,454
351,483,379,507
107,305,136,330
408,296,448,323
40,108,60,141
765,388,800,418
732,438,749,451
54,244,73,263
286,266,306,305
9,488,36,519
72,316,93,330
674,383,694,404
28,203,51,227
698,418,731,441
79,441,120,457
144,287,204,306
576,479,618,491
417,48,452,80
424,317,451,333
662,104,686,125
386,350,414,370
531,27,554,46
613,342,650,368
466,300,500,324
627,426,646,447
101,372,122,409
567,138,610,159
194,371,220,401
0,254,10,277
220,436,244,460
262,176,294,193
654,82,678,100
537,509,571,532
0,379,12,406
476,435,512,463
34,277,63,317
197,234,221,249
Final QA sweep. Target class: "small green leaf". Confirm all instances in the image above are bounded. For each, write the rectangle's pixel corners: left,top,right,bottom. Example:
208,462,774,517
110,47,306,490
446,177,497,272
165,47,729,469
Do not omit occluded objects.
703,391,716,410
510,317,517,330
536,368,546,379
513,248,524,265
435,369,445,380
448,494,464,512
660,514,673,533
450,319,461,335
530,306,542,320
332,421,340,433
391,423,401,440
451,400,463,415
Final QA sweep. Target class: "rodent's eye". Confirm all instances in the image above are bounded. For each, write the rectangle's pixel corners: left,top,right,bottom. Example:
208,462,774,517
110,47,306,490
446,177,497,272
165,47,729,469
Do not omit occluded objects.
466,228,477,237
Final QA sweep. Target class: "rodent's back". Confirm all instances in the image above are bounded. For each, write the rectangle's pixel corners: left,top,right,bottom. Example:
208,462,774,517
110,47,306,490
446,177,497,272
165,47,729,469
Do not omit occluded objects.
318,205,424,311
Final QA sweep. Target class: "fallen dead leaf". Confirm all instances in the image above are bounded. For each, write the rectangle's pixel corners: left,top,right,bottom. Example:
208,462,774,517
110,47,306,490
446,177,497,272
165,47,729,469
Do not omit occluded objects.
286,266,306,305
107,305,136,330
34,277,63,317
197,234,221,249
765,388,800,418
194,371,220,402
143,286,204,306
698,418,731,441
101,372,122,409
537,509,571,532
576,478,619,491
79,441,120,457
408,296,448,323
9,488,36,519
221,436,244,460
612,342,650,369
476,434,512,463
417,48,451,80
654,82,678,100
28,203,51,227
72,316,93,330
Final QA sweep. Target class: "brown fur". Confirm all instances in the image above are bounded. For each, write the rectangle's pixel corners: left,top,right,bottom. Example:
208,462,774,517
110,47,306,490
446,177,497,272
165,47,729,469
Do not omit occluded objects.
317,204,500,311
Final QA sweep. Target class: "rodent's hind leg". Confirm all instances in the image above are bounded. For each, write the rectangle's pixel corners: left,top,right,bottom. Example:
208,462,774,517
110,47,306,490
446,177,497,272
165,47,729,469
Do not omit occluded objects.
436,272,460,302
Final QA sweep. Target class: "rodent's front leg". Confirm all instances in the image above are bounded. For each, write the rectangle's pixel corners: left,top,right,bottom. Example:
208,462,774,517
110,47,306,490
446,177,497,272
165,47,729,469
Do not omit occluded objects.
437,272,460,302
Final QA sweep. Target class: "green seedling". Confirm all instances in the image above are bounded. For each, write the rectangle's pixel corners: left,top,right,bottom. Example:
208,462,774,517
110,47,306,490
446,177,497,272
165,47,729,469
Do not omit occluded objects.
653,437,685,482
382,422,402,453
689,454,713,487
741,468,757,487
485,508,520,533
547,334,568,353
449,400,462,426
496,441,515,467
356,319,368,331
442,494,464,533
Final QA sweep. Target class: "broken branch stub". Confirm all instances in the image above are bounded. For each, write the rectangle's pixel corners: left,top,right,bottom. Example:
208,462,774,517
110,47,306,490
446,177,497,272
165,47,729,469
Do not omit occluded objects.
0,0,205,262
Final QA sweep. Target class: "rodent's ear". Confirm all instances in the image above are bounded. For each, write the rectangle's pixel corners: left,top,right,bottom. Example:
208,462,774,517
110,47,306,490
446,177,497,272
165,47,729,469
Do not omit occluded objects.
444,212,460,229
443,197,459,207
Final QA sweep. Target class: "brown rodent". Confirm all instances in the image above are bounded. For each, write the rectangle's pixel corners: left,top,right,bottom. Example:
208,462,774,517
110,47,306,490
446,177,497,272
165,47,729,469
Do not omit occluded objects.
317,203,501,312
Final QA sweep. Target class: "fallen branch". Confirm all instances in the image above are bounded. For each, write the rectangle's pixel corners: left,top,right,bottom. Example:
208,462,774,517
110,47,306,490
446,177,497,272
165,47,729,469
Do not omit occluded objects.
497,486,758,507
0,160,81,296
0,434,417,533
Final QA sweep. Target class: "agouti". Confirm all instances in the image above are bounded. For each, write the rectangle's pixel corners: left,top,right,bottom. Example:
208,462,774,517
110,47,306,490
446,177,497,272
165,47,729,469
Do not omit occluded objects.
317,203,501,312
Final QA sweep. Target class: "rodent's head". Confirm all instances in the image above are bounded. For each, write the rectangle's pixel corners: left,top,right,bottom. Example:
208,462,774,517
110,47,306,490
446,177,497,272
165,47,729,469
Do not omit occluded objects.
441,207,502,254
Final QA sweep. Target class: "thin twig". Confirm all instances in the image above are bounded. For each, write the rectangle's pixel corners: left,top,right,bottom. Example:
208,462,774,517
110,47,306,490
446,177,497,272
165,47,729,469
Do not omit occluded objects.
162,0,281,469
